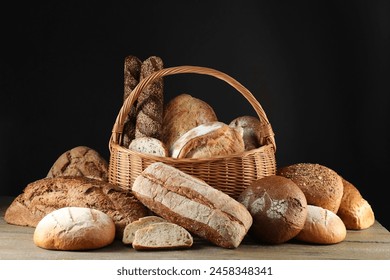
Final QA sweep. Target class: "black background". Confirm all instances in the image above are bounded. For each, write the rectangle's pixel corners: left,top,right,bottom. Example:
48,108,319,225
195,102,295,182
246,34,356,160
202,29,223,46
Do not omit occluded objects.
1,1,389,230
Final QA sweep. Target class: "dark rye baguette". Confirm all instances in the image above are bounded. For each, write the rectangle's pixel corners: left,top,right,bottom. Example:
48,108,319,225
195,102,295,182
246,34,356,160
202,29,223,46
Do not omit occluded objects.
4,176,148,239
131,162,253,248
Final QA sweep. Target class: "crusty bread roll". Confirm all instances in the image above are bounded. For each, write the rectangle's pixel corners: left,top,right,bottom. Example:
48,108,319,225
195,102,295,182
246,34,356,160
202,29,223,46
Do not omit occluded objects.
238,175,307,244
123,216,167,245
34,207,115,250
128,137,168,157
132,222,193,250
131,162,253,248
170,121,245,158
46,146,108,181
337,178,375,230
295,205,346,244
4,176,148,239
229,115,263,150
277,163,343,213
162,93,218,150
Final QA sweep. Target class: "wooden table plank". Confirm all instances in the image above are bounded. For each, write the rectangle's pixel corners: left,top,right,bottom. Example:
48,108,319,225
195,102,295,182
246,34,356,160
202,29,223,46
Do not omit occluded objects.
1,196,390,260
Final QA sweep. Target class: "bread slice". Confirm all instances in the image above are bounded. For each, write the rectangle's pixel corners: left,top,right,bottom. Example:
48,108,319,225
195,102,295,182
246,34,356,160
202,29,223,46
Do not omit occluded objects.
170,121,245,158
128,137,168,157
132,222,193,250
122,216,167,245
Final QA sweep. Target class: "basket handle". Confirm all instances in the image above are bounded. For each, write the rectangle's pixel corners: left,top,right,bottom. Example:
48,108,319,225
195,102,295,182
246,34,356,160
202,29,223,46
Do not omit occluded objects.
111,65,276,151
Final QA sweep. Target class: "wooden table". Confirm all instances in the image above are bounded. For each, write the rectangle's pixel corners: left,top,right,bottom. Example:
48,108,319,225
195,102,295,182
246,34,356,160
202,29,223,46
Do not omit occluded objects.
1,196,390,260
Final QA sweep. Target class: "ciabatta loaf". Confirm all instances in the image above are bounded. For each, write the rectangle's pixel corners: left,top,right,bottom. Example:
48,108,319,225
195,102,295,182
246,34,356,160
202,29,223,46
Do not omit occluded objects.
131,162,253,248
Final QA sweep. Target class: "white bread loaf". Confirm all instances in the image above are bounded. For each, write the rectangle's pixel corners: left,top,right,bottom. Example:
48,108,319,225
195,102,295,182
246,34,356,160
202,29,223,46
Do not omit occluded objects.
122,216,167,245
131,162,253,248
132,222,193,250
128,137,168,157
295,205,346,244
33,207,115,250
170,121,245,158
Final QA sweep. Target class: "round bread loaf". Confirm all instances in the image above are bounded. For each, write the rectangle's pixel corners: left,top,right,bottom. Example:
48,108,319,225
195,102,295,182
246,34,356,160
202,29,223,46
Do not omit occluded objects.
47,146,108,181
128,137,168,157
237,175,307,244
277,163,343,213
162,93,218,150
229,115,263,150
33,207,115,250
295,205,346,244
337,178,375,230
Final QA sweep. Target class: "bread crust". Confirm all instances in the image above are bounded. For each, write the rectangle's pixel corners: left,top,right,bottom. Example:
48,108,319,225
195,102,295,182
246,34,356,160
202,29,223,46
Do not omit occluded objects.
128,137,168,157
4,176,148,239
229,115,262,150
131,162,252,248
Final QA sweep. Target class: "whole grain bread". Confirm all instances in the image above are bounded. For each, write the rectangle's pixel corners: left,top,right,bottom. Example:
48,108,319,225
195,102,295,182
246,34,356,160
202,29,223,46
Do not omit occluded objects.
131,162,253,248
128,137,168,157
4,176,148,239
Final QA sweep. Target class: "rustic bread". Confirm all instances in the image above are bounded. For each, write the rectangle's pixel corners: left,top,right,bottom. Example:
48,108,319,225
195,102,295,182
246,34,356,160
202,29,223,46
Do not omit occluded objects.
277,163,343,213
128,137,168,157
337,178,375,230
170,121,245,158
46,146,108,181
162,93,218,150
123,216,167,245
4,176,148,239
122,55,142,147
229,115,263,150
132,222,193,250
33,207,115,250
131,162,253,248
135,56,164,139
295,205,346,244
238,175,307,244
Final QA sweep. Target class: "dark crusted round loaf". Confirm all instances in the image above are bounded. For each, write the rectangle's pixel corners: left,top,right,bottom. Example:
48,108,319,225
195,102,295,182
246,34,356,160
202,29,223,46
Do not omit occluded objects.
237,175,307,244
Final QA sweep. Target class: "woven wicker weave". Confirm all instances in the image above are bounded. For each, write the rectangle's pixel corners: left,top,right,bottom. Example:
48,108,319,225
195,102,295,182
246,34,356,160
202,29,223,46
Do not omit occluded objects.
109,65,276,199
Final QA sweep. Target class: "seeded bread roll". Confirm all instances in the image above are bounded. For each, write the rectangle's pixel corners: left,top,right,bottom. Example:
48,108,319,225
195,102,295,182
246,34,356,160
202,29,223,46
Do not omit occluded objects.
122,55,142,147
277,163,343,213
162,94,218,150
131,162,253,248
128,137,168,157
132,222,193,250
295,205,347,244
34,207,115,250
4,176,148,239
337,178,375,230
135,56,164,139
238,175,307,244
170,121,245,158
122,216,167,245
46,146,108,181
229,115,263,150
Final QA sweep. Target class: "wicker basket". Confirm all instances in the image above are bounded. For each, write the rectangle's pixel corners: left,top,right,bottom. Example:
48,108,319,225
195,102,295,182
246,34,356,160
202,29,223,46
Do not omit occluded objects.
108,65,276,199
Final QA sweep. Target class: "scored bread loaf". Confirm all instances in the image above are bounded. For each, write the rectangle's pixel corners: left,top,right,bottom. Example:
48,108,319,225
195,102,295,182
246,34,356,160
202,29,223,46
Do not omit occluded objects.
132,222,193,250
131,162,253,248
33,207,115,251
162,93,218,150
135,56,164,139
170,121,245,158
128,137,168,157
122,216,167,245
4,176,148,239
46,146,108,181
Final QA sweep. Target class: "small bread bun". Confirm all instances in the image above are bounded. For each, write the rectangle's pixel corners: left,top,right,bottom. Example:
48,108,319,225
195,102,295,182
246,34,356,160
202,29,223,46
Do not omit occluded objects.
128,137,168,157
237,175,307,244
277,163,343,213
33,207,115,250
229,115,262,150
170,121,245,158
295,205,346,244
337,178,375,230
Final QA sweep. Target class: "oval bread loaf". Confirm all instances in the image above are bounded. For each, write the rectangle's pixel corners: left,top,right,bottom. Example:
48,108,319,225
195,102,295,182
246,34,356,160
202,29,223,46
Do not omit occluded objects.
131,162,253,248
33,207,115,250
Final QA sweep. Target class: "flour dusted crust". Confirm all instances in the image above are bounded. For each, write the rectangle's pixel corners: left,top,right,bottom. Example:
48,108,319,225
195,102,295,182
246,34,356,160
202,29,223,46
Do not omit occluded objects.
170,121,245,158
238,175,307,244
337,178,375,230
46,146,108,181
229,115,263,150
162,94,218,150
128,137,168,157
277,163,343,213
131,162,253,248
33,207,115,250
